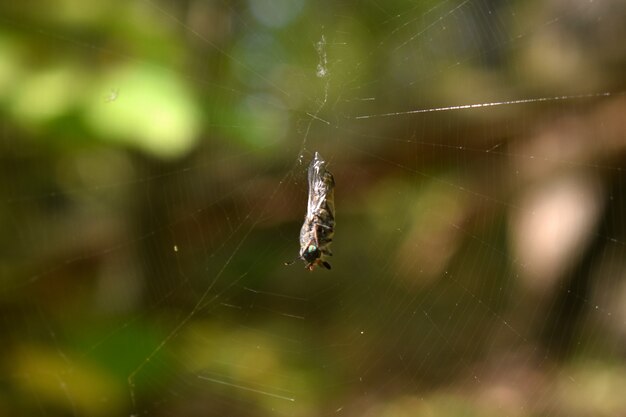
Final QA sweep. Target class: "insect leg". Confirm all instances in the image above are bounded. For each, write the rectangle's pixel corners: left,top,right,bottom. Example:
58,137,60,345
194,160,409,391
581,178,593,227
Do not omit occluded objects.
313,224,320,246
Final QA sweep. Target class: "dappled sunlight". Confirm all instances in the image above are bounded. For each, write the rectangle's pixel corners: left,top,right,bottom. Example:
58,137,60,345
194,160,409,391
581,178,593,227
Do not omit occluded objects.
510,173,603,294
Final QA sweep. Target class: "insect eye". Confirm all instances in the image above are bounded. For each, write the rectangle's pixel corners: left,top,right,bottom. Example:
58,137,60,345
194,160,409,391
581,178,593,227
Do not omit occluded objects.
302,244,320,263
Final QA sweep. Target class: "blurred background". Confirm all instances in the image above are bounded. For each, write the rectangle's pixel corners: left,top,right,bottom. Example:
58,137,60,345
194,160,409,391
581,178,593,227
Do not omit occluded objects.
1,0,626,416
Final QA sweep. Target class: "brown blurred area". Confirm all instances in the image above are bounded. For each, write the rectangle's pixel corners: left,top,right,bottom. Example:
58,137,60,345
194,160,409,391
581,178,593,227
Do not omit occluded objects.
0,0,625,416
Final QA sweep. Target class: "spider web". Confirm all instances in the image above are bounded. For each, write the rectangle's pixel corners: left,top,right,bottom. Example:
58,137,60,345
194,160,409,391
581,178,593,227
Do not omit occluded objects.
1,0,625,416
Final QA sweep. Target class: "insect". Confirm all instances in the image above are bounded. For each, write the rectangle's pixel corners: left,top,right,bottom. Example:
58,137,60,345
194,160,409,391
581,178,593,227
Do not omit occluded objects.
287,152,335,271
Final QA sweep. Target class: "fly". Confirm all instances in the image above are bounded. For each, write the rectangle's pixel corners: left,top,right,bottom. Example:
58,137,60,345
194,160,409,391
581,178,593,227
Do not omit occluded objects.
286,152,335,271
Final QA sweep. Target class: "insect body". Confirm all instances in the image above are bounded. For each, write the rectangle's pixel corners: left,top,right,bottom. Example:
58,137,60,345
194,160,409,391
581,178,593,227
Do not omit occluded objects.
298,152,335,270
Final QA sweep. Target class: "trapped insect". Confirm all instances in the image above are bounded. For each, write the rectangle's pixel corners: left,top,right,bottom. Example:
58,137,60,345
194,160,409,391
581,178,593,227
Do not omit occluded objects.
286,152,335,271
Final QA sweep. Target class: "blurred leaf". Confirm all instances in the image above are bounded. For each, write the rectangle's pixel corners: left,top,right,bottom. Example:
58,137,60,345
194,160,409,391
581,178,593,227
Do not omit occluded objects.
85,64,201,158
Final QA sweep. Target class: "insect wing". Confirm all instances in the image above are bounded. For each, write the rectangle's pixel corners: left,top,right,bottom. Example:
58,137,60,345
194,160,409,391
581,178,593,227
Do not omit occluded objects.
307,152,333,214
306,153,322,215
